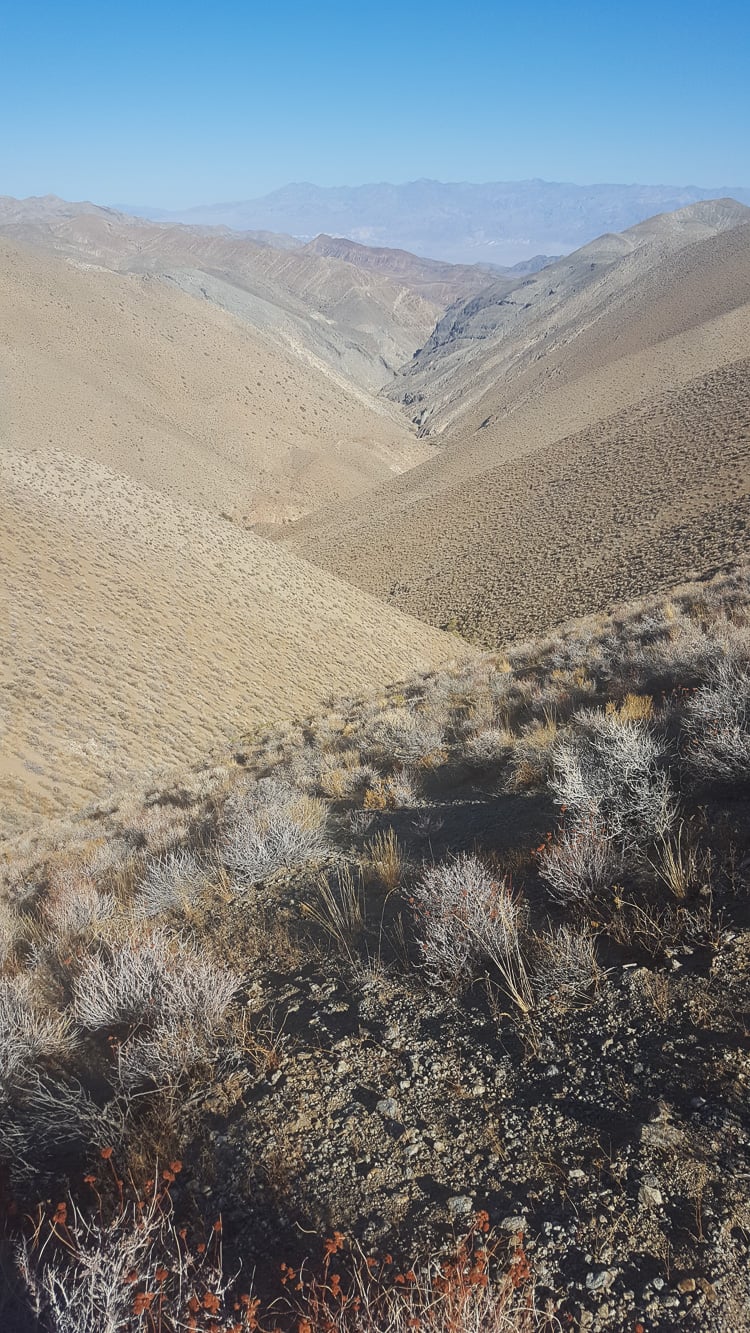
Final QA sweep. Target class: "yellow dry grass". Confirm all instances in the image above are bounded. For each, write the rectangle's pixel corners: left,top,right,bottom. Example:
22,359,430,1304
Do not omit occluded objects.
0,447,462,839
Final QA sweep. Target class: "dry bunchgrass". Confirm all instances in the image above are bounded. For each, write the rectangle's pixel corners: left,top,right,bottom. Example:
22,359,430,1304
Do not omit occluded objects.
303,865,367,964
533,924,605,1008
365,827,403,892
607,691,654,723
363,771,421,810
507,718,558,791
647,823,710,901
0,895,21,968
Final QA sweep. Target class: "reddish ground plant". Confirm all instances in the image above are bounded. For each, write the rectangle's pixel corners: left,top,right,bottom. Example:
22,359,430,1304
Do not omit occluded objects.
13,1170,557,1333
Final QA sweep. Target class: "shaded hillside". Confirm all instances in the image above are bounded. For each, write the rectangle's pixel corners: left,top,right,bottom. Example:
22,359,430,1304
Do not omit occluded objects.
0,447,461,837
0,237,430,527
287,354,750,645
385,201,750,435
286,207,750,643
302,234,508,307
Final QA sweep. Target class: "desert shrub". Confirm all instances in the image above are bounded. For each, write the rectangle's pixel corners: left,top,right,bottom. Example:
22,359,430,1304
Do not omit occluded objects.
536,666,598,720
550,712,676,853
16,1168,253,1333
136,850,205,917
84,838,133,879
73,930,239,1036
0,975,74,1086
412,856,532,1009
0,1073,103,1172
683,658,750,783
43,871,116,939
365,709,444,766
538,816,620,908
222,778,328,883
412,857,490,991
533,925,605,1006
113,1022,205,1092
410,811,446,844
282,1223,551,1333
126,803,189,854
546,629,599,673
16,1189,550,1333
347,809,377,838
639,616,749,689
312,711,350,751
464,727,514,770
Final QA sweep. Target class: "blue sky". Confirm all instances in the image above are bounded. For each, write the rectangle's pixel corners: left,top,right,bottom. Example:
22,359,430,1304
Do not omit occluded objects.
2,0,748,206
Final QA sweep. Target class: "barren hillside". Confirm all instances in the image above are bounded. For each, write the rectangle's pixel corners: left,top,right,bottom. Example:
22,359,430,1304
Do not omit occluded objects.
2,565,750,1333
0,237,431,527
0,446,461,838
301,234,504,306
386,200,750,435
0,198,452,394
287,214,750,643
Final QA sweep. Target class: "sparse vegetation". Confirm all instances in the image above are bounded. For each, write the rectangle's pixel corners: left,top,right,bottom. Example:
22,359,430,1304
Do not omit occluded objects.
684,656,750,782
1,565,750,1331
222,778,329,883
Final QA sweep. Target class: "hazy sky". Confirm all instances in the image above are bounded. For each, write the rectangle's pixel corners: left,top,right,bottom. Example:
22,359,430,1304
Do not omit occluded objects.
2,0,748,206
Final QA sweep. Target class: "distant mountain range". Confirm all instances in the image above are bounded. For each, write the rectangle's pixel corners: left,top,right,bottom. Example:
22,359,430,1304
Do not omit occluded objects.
120,178,750,264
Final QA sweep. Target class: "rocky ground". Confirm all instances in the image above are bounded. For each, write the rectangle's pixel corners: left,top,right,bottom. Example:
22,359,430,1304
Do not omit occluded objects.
2,567,749,1331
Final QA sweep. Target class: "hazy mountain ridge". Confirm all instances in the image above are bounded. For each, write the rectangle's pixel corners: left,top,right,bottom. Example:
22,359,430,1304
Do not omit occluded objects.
137,177,750,264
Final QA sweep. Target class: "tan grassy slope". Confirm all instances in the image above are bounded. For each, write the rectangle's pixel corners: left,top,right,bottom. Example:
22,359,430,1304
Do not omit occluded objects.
287,353,750,645
0,446,461,839
0,237,429,527
385,199,750,436
286,210,750,641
